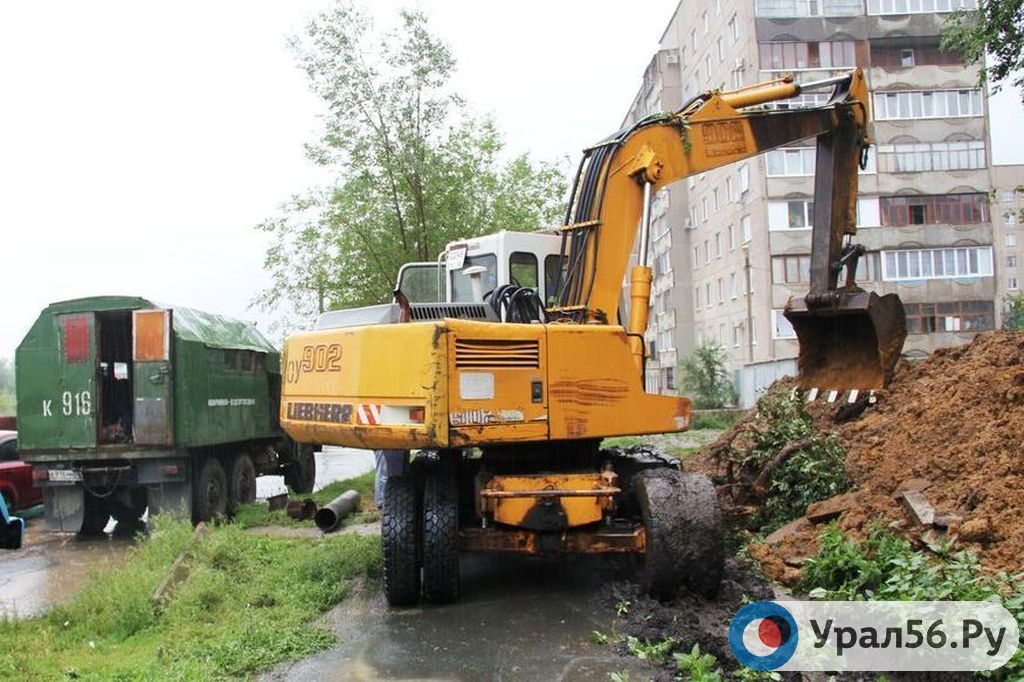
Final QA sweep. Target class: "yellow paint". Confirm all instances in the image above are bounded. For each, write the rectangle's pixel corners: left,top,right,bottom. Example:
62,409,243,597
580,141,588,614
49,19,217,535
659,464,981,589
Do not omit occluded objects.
480,473,617,528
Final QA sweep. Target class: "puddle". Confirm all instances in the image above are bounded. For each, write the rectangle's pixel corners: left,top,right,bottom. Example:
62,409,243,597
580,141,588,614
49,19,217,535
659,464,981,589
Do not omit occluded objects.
264,553,650,681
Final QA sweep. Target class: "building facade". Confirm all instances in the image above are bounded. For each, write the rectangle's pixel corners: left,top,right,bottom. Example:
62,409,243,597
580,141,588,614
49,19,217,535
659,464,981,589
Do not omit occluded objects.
992,165,1024,326
624,0,997,405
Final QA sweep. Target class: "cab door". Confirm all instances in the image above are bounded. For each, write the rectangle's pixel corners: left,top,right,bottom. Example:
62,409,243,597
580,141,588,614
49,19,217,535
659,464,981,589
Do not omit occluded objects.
133,309,173,445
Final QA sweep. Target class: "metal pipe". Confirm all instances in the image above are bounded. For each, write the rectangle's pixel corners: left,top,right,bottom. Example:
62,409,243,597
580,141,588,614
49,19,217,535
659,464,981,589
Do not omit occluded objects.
638,181,653,267
314,490,361,532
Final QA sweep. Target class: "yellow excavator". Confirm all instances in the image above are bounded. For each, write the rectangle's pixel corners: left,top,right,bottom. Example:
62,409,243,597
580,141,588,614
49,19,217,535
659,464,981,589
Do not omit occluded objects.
280,68,906,605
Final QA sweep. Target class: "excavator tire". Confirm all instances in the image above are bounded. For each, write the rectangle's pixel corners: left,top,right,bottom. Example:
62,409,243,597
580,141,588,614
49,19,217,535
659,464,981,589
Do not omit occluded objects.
382,475,421,607
634,468,724,600
422,459,460,603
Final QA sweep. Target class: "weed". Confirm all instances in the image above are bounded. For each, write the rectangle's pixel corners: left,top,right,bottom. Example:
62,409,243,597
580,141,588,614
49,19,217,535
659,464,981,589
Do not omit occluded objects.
625,635,678,665
602,436,646,449
690,411,742,431
609,671,631,682
0,515,381,680
674,643,723,681
615,599,632,616
591,630,610,645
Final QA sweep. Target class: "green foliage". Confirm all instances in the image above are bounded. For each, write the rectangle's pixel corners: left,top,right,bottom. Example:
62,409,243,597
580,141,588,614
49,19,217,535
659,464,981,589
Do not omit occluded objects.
257,4,568,321
680,341,736,409
674,643,723,682
625,635,678,665
0,516,381,680
941,0,1024,100
800,524,1024,679
744,393,849,532
1004,293,1024,331
0,357,14,416
690,410,743,431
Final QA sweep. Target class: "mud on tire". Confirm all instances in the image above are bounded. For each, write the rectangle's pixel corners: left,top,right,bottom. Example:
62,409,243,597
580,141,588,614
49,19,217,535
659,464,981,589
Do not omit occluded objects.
284,444,316,494
192,457,228,524
421,460,460,604
634,468,724,599
382,475,421,607
227,452,257,515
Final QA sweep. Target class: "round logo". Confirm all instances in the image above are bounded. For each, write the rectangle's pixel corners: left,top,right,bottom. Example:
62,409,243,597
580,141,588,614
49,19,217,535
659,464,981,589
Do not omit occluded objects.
728,601,799,670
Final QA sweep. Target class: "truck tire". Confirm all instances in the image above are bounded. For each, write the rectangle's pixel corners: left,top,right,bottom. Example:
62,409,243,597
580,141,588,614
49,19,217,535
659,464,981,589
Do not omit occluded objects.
382,475,420,607
192,457,228,524
634,468,724,600
227,453,257,515
80,493,110,535
285,445,316,494
421,461,460,603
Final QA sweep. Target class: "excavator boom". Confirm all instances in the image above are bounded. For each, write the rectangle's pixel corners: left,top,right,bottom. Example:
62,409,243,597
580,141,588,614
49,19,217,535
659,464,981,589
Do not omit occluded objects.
551,68,905,391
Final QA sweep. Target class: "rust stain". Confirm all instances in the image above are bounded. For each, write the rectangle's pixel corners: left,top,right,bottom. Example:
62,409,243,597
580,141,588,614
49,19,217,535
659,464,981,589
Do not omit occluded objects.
549,378,630,406
563,415,589,439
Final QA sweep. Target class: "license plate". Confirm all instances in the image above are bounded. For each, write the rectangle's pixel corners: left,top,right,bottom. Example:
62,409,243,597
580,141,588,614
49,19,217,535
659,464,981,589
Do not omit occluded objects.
49,469,83,482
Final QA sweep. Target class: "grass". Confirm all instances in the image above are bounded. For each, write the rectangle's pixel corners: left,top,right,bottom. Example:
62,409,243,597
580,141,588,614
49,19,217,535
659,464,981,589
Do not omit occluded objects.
234,470,379,530
0,515,380,681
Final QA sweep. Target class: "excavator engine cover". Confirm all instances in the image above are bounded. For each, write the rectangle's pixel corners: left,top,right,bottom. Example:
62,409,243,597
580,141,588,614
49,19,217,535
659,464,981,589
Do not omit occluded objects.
784,291,906,391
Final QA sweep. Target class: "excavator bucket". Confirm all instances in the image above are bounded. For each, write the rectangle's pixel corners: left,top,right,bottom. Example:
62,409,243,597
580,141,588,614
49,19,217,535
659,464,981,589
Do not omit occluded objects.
784,291,906,391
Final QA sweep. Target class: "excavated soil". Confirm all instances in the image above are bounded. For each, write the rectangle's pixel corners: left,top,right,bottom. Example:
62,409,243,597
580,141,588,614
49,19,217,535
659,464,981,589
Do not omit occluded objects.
688,331,1024,583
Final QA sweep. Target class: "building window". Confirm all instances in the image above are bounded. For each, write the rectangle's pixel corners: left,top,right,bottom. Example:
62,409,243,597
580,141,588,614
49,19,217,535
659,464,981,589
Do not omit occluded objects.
1005,212,1019,226
879,193,989,226
717,278,724,304
876,140,986,172
691,29,698,52
881,246,994,281
715,232,722,257
759,41,857,71
689,205,698,226
1009,255,1019,268
756,0,863,17
1001,189,1018,202
666,367,676,391
704,55,712,82
867,0,978,15
768,200,814,229
702,197,709,221
738,164,750,194
728,14,739,42
772,254,812,283
871,41,963,67
725,177,734,202
704,239,711,263
730,272,738,298
771,310,798,339
705,282,712,309
693,246,701,269
712,188,720,212
729,224,736,250
903,300,994,334
1009,234,1019,247
873,90,984,120
695,286,701,312
717,37,724,62
1010,277,1020,291
702,11,709,33
740,215,752,243
766,147,816,176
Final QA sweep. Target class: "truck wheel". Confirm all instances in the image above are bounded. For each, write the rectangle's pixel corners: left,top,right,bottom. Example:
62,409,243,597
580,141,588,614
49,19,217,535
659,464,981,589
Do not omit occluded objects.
80,493,110,535
227,453,257,515
284,445,316,494
192,457,228,524
382,475,420,607
634,469,724,600
422,460,460,603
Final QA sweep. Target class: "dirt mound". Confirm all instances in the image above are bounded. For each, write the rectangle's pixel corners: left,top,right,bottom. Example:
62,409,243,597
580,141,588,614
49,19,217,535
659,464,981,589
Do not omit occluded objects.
688,330,1024,583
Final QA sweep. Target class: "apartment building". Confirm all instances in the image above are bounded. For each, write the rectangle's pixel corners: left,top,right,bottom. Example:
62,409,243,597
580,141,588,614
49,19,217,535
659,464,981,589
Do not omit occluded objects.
992,164,1024,324
623,0,996,405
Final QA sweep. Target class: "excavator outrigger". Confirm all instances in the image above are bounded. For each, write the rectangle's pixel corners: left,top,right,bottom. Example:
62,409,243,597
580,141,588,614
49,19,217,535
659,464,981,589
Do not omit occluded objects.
280,68,906,606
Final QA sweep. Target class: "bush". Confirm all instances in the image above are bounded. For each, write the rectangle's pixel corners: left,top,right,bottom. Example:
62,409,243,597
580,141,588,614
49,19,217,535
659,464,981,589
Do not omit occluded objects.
745,393,849,532
680,341,736,409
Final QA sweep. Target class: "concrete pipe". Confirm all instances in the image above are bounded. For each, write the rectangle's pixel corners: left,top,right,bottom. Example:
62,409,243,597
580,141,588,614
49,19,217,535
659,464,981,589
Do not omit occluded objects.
314,490,361,532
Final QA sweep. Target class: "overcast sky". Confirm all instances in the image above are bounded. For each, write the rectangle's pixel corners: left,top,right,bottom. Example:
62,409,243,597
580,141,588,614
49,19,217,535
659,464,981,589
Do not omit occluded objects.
2,0,1022,362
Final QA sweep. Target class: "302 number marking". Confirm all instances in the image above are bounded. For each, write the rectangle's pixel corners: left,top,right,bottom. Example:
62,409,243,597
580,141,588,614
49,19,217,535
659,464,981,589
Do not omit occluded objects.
286,343,342,383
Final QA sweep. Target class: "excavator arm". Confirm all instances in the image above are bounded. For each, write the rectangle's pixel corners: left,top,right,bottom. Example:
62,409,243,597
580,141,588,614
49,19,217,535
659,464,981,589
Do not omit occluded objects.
551,68,905,391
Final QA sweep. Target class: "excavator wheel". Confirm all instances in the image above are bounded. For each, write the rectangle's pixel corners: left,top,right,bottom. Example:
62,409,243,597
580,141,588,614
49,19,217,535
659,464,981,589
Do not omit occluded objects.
421,458,460,603
382,474,421,607
634,468,724,600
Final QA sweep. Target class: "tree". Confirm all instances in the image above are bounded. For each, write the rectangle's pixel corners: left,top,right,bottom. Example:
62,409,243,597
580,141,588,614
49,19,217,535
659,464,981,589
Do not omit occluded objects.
679,341,736,409
256,5,567,322
1004,292,1024,330
941,0,1024,100
0,358,15,417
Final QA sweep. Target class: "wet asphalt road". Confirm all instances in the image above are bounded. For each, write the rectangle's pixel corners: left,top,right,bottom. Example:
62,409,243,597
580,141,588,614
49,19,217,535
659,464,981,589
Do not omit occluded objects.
0,447,374,619
263,554,651,682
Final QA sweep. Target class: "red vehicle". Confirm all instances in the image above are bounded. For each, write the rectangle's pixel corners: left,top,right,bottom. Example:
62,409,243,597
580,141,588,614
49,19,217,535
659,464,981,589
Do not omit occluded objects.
0,431,43,512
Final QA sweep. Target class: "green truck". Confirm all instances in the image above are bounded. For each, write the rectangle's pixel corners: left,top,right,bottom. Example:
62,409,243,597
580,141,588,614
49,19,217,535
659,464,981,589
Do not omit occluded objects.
15,296,315,532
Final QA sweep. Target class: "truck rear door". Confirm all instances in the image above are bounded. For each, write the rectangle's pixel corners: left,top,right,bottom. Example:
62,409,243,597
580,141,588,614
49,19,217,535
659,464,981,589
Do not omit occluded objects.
133,309,173,445
55,313,99,448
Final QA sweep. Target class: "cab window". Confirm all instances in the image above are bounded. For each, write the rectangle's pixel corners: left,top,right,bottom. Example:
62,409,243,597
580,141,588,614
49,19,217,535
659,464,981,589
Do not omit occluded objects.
509,252,538,290
544,254,565,305
450,254,497,302
398,264,441,303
